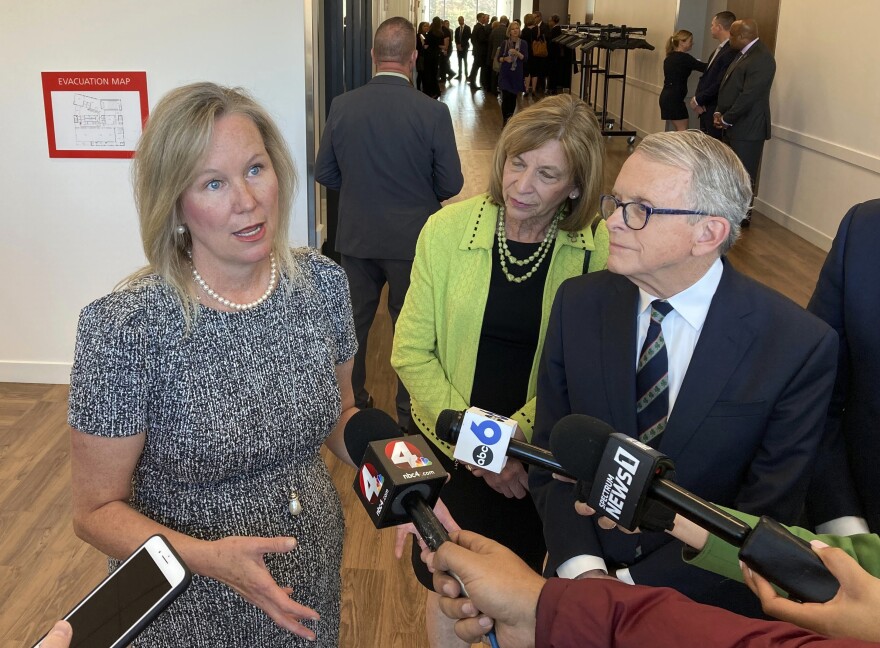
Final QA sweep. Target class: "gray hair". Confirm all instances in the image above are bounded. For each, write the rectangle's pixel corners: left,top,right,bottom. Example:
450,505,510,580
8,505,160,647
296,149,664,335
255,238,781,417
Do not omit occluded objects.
635,130,752,254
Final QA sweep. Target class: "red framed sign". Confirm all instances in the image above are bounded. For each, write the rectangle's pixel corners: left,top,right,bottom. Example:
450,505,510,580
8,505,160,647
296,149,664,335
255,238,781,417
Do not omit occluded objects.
41,71,149,159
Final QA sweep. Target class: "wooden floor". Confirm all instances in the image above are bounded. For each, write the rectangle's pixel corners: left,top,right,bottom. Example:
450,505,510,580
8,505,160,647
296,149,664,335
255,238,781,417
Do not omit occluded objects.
0,81,828,647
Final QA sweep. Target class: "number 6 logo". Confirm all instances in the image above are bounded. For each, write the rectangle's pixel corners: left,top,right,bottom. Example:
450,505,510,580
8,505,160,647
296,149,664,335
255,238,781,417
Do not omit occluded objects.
470,419,502,445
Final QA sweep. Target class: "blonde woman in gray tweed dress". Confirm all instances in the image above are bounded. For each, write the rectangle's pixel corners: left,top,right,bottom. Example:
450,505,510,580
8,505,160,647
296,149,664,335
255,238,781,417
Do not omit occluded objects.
68,83,359,647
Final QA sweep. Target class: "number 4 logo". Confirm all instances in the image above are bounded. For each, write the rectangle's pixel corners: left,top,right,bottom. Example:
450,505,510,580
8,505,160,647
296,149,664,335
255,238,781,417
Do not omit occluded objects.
385,440,432,468
359,463,384,503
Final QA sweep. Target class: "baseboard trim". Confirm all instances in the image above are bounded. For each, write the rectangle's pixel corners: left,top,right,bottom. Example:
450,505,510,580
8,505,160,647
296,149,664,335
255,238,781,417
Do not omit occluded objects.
0,361,71,385
753,198,834,252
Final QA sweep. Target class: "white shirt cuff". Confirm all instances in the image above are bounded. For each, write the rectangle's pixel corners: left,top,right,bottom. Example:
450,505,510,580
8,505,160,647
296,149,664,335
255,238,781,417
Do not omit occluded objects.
613,567,636,584
556,554,608,579
815,516,870,536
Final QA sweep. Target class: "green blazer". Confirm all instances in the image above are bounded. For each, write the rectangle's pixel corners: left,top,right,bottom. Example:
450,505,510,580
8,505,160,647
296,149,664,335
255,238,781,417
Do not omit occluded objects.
391,193,609,459
686,506,880,583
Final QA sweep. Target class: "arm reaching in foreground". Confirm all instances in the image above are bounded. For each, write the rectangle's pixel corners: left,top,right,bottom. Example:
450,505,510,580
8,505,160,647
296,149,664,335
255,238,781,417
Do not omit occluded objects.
432,530,880,648
744,543,880,643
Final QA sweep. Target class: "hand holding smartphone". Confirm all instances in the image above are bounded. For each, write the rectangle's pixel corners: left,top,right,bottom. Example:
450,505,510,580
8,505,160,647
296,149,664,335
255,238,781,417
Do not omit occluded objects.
33,535,191,648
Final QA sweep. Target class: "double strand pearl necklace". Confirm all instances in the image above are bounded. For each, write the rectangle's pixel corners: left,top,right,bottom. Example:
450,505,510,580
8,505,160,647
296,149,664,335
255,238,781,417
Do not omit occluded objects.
496,205,563,283
190,253,278,311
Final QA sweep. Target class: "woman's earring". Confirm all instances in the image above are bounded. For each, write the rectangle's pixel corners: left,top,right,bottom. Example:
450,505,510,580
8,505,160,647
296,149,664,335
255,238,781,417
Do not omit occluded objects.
176,224,187,235
569,191,580,200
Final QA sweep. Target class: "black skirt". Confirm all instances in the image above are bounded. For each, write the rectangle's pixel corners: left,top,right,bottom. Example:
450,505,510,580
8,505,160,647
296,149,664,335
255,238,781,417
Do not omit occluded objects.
659,83,688,120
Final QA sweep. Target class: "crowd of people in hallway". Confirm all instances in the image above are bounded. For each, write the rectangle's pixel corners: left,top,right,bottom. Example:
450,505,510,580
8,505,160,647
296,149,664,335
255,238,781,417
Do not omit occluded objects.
37,11,880,648
416,12,575,122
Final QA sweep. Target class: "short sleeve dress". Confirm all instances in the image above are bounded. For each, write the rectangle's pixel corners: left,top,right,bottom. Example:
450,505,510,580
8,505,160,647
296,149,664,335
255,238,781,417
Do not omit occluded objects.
68,248,357,647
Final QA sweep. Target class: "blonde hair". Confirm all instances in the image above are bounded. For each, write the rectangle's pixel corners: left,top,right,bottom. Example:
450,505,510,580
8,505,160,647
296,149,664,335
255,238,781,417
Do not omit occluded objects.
666,29,693,55
488,95,603,232
124,82,297,326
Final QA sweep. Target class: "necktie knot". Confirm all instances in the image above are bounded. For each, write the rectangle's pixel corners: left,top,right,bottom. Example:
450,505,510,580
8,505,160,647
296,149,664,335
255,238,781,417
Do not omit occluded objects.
650,300,673,323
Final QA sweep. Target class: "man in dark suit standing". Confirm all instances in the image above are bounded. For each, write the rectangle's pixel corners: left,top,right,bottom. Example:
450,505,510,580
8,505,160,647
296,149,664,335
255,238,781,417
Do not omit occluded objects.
691,11,738,139
469,13,490,88
529,130,837,616
714,18,776,222
806,200,880,535
454,16,471,80
315,17,463,428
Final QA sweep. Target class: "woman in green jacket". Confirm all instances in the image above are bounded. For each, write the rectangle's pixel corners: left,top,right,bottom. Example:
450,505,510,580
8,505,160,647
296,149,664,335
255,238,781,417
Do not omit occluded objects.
391,94,608,647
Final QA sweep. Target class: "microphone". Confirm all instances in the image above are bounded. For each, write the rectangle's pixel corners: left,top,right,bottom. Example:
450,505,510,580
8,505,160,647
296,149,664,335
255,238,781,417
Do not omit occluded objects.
436,408,576,480
344,409,448,544
344,410,501,648
549,414,840,603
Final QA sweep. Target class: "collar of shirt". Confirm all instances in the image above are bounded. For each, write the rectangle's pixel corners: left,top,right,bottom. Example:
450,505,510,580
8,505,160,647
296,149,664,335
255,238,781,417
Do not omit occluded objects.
740,37,758,56
375,71,411,83
637,257,723,328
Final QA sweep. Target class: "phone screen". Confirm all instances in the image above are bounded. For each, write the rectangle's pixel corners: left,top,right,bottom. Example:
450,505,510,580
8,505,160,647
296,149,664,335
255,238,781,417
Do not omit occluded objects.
65,547,174,648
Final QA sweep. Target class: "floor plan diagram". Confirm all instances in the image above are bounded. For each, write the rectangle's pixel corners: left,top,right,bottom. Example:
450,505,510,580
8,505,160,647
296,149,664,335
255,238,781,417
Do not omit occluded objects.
72,93,126,146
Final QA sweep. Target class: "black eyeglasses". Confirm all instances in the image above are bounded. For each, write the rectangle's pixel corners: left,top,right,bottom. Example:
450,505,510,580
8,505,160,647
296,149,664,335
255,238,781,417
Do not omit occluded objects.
600,194,710,230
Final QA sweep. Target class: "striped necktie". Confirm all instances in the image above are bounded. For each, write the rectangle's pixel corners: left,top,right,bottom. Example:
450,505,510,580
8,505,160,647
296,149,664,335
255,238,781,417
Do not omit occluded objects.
637,300,674,446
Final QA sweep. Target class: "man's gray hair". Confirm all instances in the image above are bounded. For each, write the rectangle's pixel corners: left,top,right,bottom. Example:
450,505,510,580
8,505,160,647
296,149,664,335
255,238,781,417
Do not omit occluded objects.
636,130,752,253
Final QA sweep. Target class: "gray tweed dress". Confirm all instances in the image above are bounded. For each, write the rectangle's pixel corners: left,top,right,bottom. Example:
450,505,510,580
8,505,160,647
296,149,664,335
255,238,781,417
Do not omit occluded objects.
68,249,357,647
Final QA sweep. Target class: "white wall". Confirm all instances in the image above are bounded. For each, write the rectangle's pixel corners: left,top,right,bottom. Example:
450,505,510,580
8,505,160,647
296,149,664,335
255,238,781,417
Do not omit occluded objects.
588,0,677,135
756,0,880,249
0,1,309,383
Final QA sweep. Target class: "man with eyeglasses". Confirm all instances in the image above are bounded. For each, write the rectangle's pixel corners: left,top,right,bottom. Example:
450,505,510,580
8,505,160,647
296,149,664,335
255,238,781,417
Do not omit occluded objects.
529,130,838,617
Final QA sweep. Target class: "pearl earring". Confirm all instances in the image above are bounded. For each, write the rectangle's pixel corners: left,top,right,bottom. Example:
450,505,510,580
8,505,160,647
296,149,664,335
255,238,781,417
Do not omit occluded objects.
569,192,579,200
176,224,187,235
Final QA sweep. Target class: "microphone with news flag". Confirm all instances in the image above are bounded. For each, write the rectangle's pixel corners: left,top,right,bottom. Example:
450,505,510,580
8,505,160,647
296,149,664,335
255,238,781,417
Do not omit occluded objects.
548,413,840,603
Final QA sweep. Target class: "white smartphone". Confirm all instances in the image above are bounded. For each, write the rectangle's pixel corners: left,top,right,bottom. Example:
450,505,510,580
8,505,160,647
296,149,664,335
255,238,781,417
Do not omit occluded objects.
33,534,191,648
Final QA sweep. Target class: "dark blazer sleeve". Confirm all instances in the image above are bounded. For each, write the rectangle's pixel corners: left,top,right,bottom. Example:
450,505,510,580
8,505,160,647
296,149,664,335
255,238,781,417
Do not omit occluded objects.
806,204,871,526
430,104,464,201
314,102,341,190
529,280,604,574
536,578,877,648
695,46,737,107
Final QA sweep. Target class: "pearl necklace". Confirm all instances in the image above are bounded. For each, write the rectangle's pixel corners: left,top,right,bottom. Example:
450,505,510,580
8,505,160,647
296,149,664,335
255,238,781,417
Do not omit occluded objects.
496,206,563,283
190,253,278,311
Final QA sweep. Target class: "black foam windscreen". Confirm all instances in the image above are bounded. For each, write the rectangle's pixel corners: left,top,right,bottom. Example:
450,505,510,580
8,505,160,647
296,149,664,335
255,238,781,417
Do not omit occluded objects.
343,408,402,465
435,409,463,444
549,414,617,488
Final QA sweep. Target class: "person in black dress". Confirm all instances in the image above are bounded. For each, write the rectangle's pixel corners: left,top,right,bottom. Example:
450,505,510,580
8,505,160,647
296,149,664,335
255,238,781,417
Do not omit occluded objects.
422,17,444,99
659,30,707,131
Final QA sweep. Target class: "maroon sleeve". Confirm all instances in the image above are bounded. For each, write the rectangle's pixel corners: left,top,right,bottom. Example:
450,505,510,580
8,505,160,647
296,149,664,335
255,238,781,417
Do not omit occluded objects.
535,578,877,648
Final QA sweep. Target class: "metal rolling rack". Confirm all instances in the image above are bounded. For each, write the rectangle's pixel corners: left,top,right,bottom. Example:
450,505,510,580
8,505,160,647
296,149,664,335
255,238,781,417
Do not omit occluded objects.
554,24,654,144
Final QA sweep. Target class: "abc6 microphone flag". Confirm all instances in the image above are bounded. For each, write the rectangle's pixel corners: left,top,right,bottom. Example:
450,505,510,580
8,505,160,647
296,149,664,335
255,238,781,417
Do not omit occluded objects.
452,406,517,474
354,436,448,528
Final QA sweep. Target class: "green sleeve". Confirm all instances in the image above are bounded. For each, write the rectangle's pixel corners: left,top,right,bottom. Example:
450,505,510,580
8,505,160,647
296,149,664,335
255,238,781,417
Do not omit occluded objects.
684,506,880,582
390,215,470,430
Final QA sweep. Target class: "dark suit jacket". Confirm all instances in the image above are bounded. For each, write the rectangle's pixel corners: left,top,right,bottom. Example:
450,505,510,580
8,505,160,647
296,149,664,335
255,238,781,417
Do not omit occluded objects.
716,39,776,141
529,260,837,611
807,200,880,530
471,22,489,54
694,41,737,110
315,75,463,260
455,24,471,51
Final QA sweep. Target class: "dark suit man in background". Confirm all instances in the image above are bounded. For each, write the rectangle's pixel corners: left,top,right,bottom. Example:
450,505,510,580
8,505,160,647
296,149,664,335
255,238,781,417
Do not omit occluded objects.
529,130,837,617
315,17,463,428
806,200,880,536
715,18,776,223
691,11,738,139
468,13,490,88
454,16,471,80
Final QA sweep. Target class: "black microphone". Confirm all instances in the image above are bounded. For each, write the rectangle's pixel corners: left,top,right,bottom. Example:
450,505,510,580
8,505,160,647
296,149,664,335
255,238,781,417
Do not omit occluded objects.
345,410,501,648
436,408,576,480
549,414,840,603
344,409,450,550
